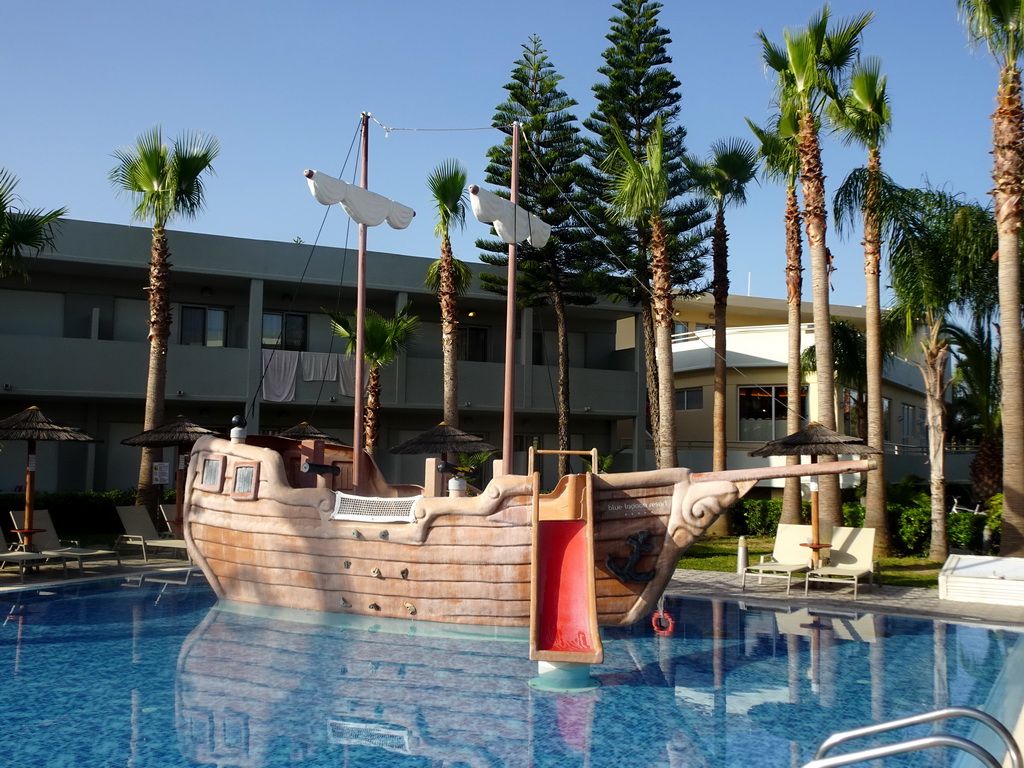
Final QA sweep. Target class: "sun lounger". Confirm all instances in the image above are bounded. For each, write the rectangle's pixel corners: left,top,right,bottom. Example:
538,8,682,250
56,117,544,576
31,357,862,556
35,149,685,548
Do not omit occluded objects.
0,523,67,582
804,526,879,599
10,509,121,573
741,523,815,595
115,506,190,562
158,504,182,537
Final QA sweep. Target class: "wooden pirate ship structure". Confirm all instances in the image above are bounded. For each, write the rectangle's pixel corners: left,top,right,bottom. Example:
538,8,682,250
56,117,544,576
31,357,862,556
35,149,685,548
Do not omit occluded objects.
182,116,875,660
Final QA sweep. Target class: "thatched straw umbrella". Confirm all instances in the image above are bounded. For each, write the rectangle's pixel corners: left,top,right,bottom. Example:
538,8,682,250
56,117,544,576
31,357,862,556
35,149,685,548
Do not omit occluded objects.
122,415,216,535
390,423,496,497
0,406,95,550
750,422,880,565
279,421,342,443
389,422,496,456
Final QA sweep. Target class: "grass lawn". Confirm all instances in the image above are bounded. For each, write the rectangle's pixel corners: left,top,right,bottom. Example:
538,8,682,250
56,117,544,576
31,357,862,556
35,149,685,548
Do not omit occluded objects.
678,535,943,589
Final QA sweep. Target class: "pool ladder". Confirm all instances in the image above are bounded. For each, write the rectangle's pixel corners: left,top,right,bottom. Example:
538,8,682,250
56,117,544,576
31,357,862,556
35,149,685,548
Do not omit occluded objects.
802,706,1022,768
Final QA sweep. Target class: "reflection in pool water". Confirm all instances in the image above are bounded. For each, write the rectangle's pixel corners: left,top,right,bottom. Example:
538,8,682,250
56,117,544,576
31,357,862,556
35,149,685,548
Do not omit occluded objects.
0,574,1020,767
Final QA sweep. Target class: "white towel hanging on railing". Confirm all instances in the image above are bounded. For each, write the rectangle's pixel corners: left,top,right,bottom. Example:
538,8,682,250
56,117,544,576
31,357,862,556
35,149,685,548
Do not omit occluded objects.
261,350,298,402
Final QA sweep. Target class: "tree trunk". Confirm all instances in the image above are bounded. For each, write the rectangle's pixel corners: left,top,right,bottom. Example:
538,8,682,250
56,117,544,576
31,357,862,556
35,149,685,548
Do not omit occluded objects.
640,299,661,467
798,111,840,526
650,219,677,469
863,149,891,555
919,324,950,562
994,63,1024,555
553,288,571,477
970,436,1003,506
136,225,171,511
364,366,381,457
783,183,804,525
707,208,731,535
439,235,459,430
711,208,729,473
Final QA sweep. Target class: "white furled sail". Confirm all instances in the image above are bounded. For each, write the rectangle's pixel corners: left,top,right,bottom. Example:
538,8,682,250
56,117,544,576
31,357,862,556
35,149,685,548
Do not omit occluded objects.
305,170,415,229
468,185,551,247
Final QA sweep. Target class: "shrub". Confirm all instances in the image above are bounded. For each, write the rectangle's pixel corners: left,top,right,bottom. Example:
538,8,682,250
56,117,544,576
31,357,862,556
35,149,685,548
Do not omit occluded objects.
842,501,865,527
890,503,930,556
986,494,1003,553
947,510,987,552
0,489,174,541
733,498,781,536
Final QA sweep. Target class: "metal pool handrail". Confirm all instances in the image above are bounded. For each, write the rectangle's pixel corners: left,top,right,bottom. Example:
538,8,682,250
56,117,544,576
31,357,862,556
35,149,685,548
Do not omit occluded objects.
801,706,1021,768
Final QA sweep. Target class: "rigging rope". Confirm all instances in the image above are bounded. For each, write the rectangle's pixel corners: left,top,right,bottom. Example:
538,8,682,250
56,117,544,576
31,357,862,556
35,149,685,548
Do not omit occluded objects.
253,112,810,432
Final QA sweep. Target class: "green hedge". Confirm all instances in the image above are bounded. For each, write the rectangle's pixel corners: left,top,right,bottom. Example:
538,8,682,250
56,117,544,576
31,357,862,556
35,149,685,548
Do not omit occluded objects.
732,492,1001,556
0,489,175,542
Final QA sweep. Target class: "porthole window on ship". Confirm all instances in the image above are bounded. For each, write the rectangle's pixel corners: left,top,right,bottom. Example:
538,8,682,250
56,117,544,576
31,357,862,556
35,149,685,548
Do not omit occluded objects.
197,455,226,493
231,461,260,501
202,459,220,486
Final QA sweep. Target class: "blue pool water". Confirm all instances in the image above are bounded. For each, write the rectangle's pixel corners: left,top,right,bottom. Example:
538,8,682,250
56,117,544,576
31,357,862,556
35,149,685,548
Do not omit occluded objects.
0,574,1020,768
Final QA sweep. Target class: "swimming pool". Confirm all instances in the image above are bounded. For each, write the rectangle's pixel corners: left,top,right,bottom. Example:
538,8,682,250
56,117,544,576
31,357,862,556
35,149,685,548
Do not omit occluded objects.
0,573,1019,768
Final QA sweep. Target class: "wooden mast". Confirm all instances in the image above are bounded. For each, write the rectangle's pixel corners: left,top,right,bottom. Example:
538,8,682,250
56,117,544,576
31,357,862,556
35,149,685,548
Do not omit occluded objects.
501,121,520,473
352,112,370,490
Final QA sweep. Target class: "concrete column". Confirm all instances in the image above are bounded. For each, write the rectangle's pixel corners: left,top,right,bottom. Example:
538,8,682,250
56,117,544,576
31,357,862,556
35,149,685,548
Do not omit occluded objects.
246,279,264,433
632,313,647,471
392,291,408,407
520,307,533,409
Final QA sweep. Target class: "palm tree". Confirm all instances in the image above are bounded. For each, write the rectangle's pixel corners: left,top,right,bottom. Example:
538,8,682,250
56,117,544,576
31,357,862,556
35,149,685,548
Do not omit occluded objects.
800,318,869,440
748,114,805,525
109,126,220,509
605,118,677,468
830,55,893,555
0,169,67,280
325,305,420,456
887,189,995,561
946,315,1002,505
759,5,872,527
425,159,470,434
958,0,1024,555
684,139,759,476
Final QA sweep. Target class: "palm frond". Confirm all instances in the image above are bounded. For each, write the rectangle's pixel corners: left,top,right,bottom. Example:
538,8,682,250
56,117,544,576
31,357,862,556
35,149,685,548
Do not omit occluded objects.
0,169,67,279
427,158,469,237
424,256,473,293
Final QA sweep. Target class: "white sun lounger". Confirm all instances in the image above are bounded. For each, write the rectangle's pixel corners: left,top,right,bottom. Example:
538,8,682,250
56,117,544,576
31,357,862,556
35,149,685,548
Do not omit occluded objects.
0,523,67,582
115,506,190,562
10,509,121,573
741,523,815,595
804,526,879,599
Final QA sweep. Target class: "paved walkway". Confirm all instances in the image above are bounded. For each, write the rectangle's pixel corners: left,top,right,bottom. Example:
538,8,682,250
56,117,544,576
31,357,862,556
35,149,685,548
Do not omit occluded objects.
0,554,194,593
667,568,1024,627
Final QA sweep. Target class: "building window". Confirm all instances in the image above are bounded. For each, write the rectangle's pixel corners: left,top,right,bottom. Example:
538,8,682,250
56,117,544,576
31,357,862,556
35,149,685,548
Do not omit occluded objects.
738,385,807,441
458,326,489,362
882,397,892,442
675,387,704,410
901,403,916,442
180,306,227,347
263,311,307,351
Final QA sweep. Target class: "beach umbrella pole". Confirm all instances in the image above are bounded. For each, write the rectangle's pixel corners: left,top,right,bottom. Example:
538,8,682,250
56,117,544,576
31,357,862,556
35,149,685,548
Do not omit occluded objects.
809,455,820,567
174,449,186,537
23,439,36,550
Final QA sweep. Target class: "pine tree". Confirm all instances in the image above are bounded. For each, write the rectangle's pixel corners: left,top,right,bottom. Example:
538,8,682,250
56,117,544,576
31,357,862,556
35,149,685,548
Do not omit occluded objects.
478,35,596,477
582,0,710,468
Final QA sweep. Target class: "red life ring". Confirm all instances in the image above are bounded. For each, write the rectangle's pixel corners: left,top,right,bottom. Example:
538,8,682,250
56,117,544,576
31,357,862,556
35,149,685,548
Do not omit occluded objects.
651,609,675,636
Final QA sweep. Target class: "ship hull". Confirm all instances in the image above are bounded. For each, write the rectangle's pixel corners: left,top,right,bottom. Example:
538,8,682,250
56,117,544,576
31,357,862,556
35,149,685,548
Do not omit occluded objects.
184,436,748,627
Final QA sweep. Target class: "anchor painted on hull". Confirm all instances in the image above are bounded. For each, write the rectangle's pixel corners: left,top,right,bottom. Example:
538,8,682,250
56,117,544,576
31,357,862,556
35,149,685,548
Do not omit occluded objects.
606,530,656,583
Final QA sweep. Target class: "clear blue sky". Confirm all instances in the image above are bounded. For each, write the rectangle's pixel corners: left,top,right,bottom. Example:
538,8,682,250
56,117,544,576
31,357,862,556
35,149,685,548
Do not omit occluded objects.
1,0,999,308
